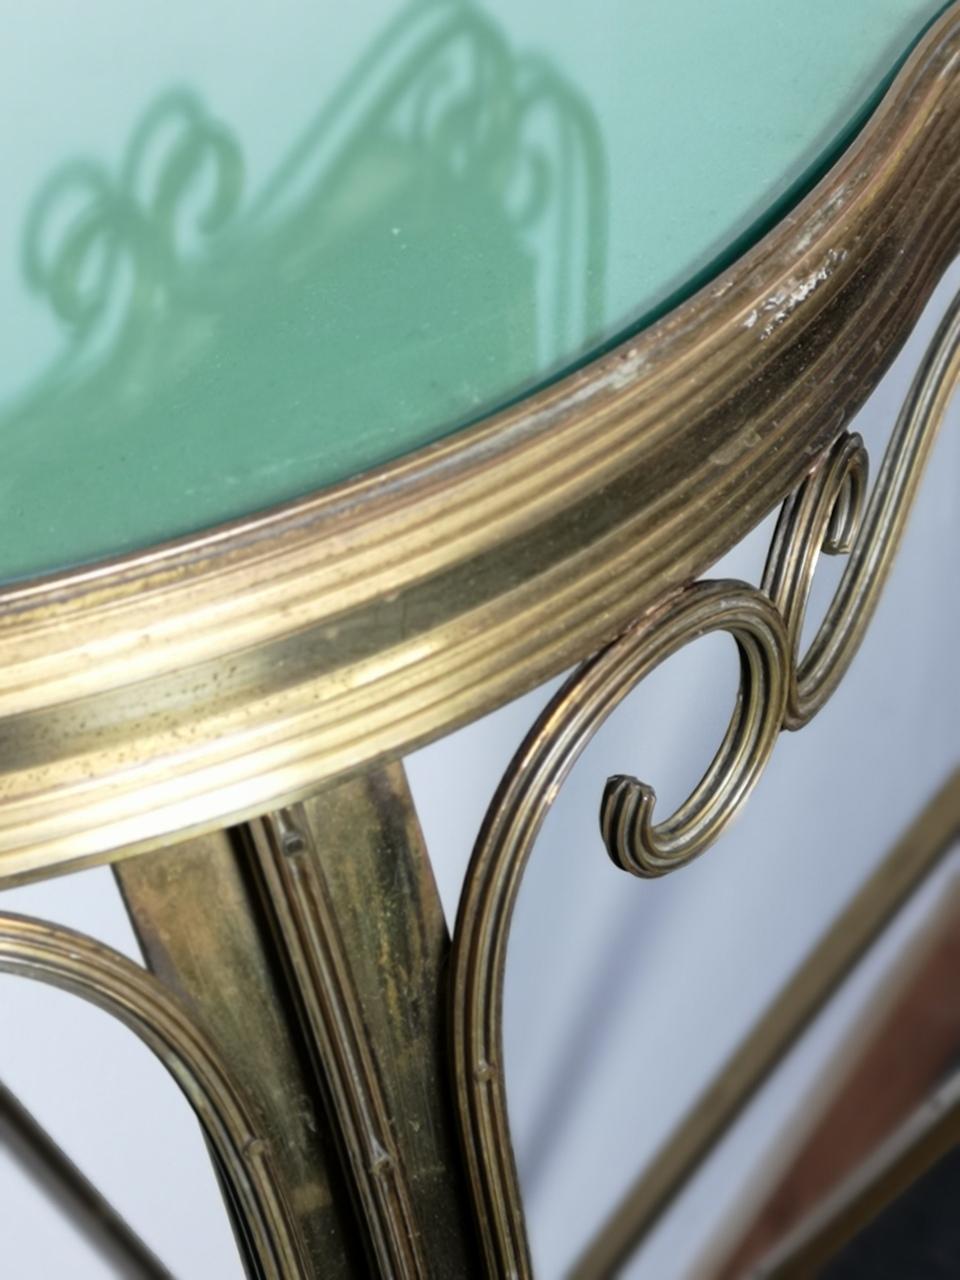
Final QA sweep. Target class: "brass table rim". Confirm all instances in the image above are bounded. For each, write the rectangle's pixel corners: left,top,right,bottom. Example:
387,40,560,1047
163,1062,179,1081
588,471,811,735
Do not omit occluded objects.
2,2,960,879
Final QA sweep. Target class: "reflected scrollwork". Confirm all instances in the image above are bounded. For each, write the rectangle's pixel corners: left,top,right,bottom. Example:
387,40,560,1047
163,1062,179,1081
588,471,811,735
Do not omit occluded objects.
450,288,960,1277
9,0,606,434
2,0,608,592
0,912,309,1280
23,91,243,347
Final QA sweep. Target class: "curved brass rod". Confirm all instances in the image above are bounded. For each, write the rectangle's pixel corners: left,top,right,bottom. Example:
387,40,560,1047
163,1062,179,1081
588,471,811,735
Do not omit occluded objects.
449,581,788,1278
769,286,960,729
762,431,870,729
601,594,787,878
610,285,960,870
0,912,309,1280
451,288,960,1276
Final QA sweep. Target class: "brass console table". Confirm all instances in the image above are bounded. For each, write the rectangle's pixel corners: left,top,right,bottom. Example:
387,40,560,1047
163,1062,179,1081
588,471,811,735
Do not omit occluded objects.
1,2,959,1276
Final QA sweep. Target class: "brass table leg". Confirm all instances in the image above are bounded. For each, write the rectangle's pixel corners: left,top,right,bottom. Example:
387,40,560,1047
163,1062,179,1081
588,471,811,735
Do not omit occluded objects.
115,824,362,1276
116,761,477,1278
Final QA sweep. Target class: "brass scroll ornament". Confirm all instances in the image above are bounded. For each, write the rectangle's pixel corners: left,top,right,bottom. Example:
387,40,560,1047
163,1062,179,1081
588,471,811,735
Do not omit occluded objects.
451,290,960,1277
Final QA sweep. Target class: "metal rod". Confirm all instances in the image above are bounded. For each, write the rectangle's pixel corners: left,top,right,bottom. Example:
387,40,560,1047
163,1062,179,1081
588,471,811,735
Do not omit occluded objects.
247,764,479,1278
0,1079,174,1279
754,1064,960,1277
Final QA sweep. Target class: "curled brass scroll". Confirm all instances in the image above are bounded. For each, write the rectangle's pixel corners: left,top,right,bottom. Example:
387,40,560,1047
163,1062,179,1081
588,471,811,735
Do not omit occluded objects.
599,588,787,878
450,580,788,1276
761,290,960,734
0,912,308,1280
451,287,960,1278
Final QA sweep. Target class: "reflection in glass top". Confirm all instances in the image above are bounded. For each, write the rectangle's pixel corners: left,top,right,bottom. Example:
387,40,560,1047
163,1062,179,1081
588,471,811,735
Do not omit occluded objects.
0,0,946,583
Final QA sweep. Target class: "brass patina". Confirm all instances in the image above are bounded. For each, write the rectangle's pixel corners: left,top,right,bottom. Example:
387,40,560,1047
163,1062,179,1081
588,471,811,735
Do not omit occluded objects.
0,7,959,1278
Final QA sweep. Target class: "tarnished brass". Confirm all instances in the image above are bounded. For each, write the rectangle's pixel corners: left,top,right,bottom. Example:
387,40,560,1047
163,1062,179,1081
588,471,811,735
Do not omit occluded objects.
248,808,424,1277
2,5,960,880
116,764,476,1278
762,282,960,731
0,912,309,1279
115,831,363,1277
602,282,960,877
761,431,870,729
449,277,960,1276
0,8,957,1279
245,766,477,1277
448,581,788,1276
600,586,789,878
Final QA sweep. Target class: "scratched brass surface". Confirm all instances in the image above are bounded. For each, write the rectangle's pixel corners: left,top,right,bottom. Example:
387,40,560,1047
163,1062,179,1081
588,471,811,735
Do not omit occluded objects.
2,6,960,880
119,763,475,1278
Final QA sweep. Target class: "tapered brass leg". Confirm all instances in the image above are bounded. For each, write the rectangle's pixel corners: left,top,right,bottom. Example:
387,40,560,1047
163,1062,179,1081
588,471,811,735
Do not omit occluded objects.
115,829,363,1277
117,760,477,1278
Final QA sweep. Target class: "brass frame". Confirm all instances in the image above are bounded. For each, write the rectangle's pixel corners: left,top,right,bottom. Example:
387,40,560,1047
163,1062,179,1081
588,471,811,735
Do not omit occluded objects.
0,913,309,1278
758,1061,960,1278
1,6,959,1278
2,6,960,882
113,764,477,1277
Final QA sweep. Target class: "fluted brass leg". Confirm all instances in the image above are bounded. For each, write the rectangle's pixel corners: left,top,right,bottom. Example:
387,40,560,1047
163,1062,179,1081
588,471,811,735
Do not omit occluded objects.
245,763,478,1278
117,760,477,1278
115,828,362,1277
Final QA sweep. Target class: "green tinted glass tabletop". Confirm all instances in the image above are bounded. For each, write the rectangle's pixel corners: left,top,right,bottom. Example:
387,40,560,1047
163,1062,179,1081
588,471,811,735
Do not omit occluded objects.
0,0,946,584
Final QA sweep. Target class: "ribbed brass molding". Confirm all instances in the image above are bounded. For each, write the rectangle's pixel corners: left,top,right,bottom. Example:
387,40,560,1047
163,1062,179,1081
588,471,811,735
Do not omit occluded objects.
2,4,960,879
448,286,960,1277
